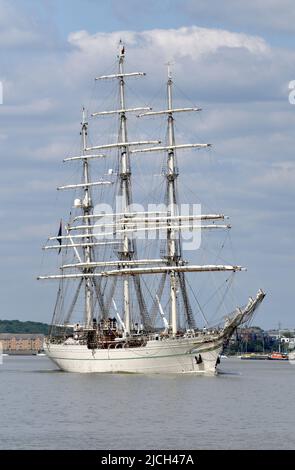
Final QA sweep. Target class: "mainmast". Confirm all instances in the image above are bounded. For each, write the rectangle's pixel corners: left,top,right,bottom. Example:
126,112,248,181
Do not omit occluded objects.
81,108,93,328
118,43,131,335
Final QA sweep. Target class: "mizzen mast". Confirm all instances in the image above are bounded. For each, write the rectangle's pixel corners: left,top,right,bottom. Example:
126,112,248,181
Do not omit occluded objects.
136,64,208,335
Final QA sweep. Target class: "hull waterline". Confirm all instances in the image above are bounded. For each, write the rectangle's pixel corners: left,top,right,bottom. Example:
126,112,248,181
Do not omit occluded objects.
45,337,223,374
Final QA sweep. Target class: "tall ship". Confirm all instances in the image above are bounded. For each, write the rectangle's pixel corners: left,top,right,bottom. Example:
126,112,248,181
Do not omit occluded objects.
38,44,265,374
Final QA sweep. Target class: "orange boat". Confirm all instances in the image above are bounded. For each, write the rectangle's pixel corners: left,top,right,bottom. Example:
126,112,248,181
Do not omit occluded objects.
268,352,289,360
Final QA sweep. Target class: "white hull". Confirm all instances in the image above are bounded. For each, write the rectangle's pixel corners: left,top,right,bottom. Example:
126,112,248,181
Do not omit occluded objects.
288,351,295,364
45,337,223,375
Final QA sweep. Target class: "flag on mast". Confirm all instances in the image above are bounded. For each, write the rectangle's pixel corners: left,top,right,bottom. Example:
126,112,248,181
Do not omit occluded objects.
57,220,62,254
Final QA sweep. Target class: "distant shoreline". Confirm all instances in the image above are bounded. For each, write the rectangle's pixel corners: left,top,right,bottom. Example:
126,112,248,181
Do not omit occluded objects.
0,319,50,335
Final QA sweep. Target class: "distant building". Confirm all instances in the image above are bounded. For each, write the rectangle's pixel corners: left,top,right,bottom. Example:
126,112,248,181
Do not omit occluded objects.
236,326,265,342
280,336,295,349
0,334,44,354
267,330,281,341
226,326,280,354
266,329,295,350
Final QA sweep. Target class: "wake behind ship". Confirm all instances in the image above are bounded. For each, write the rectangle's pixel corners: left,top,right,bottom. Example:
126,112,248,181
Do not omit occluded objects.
38,44,265,374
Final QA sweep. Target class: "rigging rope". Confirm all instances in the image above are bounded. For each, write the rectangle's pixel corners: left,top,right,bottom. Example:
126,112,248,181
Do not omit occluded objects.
150,272,167,327
64,278,83,324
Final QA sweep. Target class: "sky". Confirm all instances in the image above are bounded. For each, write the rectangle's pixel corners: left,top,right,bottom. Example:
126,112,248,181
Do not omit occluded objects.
0,0,294,329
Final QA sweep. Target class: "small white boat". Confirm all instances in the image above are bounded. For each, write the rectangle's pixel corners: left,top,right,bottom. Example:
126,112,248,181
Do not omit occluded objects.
287,351,295,364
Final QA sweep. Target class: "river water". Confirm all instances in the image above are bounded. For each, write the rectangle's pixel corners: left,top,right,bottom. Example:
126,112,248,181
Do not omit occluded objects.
0,355,295,449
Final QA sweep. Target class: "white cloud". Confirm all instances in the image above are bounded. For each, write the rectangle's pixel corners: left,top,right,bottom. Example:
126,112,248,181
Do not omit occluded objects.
69,25,269,57
67,25,269,85
63,25,293,107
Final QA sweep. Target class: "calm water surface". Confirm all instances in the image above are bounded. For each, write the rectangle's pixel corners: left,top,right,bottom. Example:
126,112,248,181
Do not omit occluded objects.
0,356,295,449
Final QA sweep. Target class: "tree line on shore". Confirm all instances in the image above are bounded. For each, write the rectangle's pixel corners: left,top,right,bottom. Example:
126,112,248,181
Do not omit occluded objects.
0,320,50,335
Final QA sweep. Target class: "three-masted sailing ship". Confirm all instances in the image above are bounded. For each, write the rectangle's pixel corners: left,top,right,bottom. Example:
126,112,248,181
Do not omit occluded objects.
38,44,265,374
